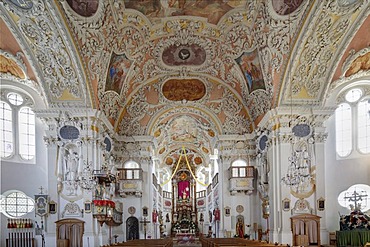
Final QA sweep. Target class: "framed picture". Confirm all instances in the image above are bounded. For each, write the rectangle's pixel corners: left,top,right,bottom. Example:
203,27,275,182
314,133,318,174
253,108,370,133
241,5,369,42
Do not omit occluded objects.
282,198,290,211
262,200,270,219
224,206,231,217
84,201,92,213
317,197,325,211
142,206,148,217
49,200,57,214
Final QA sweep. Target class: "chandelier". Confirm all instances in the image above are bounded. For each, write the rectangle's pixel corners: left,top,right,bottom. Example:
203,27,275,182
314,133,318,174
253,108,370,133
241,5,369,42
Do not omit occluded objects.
77,160,97,190
281,146,312,193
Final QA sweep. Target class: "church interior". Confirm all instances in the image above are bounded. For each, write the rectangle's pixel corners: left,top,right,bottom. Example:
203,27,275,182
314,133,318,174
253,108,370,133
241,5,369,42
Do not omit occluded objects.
0,0,370,247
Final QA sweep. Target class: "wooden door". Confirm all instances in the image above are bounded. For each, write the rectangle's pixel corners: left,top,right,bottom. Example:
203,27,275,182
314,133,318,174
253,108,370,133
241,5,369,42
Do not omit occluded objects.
126,216,139,241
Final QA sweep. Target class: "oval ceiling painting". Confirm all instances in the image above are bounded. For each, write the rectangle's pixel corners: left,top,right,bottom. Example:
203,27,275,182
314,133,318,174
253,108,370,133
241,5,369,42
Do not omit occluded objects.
272,0,304,15
66,0,99,17
163,79,206,101
162,44,206,66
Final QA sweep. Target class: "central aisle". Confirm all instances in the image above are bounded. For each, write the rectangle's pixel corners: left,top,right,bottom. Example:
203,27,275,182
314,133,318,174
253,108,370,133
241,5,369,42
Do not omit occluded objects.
173,237,201,247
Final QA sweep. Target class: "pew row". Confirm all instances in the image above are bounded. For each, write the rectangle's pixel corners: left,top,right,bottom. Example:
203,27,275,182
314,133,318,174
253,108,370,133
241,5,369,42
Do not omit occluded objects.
199,235,286,247
102,238,173,247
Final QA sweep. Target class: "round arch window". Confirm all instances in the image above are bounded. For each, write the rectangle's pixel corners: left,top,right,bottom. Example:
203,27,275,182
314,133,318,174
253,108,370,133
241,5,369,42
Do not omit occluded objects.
345,88,362,103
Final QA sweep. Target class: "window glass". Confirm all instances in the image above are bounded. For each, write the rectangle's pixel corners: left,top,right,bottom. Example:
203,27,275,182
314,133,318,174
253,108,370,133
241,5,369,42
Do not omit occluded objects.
231,159,247,177
345,88,362,103
336,103,352,157
134,170,140,179
0,101,13,158
7,92,24,106
239,168,246,177
338,184,370,212
231,159,247,167
232,167,238,177
358,99,370,153
19,107,35,160
123,161,139,169
0,191,35,218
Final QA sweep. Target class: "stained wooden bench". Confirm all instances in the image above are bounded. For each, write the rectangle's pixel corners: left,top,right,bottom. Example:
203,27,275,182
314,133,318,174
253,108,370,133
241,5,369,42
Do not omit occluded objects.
104,238,173,247
199,235,285,247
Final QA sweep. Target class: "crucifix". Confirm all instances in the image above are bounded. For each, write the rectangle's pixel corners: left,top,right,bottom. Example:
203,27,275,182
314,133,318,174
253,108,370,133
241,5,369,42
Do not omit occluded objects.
344,189,368,211
39,186,45,194
140,217,151,239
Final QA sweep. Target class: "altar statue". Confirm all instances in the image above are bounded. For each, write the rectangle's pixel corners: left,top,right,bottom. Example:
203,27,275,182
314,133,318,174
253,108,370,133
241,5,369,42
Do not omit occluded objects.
236,218,244,238
64,150,79,182
182,190,187,200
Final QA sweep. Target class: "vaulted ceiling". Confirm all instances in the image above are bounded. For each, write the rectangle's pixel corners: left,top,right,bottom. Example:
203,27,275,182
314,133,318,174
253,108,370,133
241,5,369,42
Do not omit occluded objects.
1,0,369,173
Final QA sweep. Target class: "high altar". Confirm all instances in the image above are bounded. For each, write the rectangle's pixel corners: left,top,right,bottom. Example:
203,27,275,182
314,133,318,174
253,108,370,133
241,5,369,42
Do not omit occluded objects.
171,160,198,237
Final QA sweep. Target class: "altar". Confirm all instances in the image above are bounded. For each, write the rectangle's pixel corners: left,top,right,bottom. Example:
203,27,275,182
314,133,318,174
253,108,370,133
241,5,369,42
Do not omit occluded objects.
337,210,370,246
171,160,199,236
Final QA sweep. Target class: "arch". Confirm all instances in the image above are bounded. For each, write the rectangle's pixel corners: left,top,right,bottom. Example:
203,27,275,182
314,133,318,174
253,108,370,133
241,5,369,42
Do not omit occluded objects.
126,216,139,241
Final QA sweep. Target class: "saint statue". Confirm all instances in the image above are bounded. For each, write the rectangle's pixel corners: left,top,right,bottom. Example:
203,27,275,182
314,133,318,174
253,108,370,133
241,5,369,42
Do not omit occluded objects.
64,150,79,182
182,190,187,200
236,218,244,238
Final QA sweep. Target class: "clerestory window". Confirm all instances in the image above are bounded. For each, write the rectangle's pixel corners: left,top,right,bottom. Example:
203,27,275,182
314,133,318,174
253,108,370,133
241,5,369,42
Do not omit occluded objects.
335,87,370,157
0,90,35,160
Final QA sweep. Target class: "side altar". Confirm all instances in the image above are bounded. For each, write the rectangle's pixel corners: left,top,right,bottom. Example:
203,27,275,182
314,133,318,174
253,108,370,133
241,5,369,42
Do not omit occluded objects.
336,188,370,247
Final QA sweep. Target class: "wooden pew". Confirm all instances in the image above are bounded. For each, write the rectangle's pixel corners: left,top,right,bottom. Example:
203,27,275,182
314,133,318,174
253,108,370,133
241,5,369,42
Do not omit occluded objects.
104,238,173,247
199,235,285,247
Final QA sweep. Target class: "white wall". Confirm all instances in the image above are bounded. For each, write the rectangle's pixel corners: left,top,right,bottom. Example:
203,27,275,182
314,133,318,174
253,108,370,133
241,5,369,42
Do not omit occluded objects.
324,115,370,231
1,118,48,247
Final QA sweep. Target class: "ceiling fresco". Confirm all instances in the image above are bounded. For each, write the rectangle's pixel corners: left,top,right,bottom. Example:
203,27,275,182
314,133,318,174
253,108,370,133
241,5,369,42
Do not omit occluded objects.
1,0,369,171
123,0,242,25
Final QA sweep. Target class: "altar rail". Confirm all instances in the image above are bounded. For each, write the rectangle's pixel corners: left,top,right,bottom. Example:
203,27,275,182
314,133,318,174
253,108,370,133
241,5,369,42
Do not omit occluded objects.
199,235,284,247
102,238,173,247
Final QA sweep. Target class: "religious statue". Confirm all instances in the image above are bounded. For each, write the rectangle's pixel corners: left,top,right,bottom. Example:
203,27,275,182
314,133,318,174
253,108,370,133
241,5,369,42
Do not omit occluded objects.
214,207,220,221
102,182,110,200
199,213,204,222
166,213,170,223
64,150,79,182
95,184,103,199
236,218,244,238
152,209,158,223
182,190,187,200
61,148,80,196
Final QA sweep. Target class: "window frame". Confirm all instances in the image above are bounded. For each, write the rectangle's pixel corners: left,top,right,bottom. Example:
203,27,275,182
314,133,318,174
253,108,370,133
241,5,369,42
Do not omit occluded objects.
335,86,370,158
0,100,14,158
0,89,35,162
357,97,370,154
0,190,35,218
335,102,353,157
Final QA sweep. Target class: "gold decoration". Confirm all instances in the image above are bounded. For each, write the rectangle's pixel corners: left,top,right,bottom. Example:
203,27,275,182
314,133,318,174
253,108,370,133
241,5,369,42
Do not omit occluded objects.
165,157,173,165
194,156,202,165
0,55,25,79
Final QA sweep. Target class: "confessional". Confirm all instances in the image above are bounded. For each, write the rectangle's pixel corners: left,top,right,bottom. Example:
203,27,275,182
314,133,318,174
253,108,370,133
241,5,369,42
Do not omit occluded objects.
291,214,320,246
55,219,84,247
